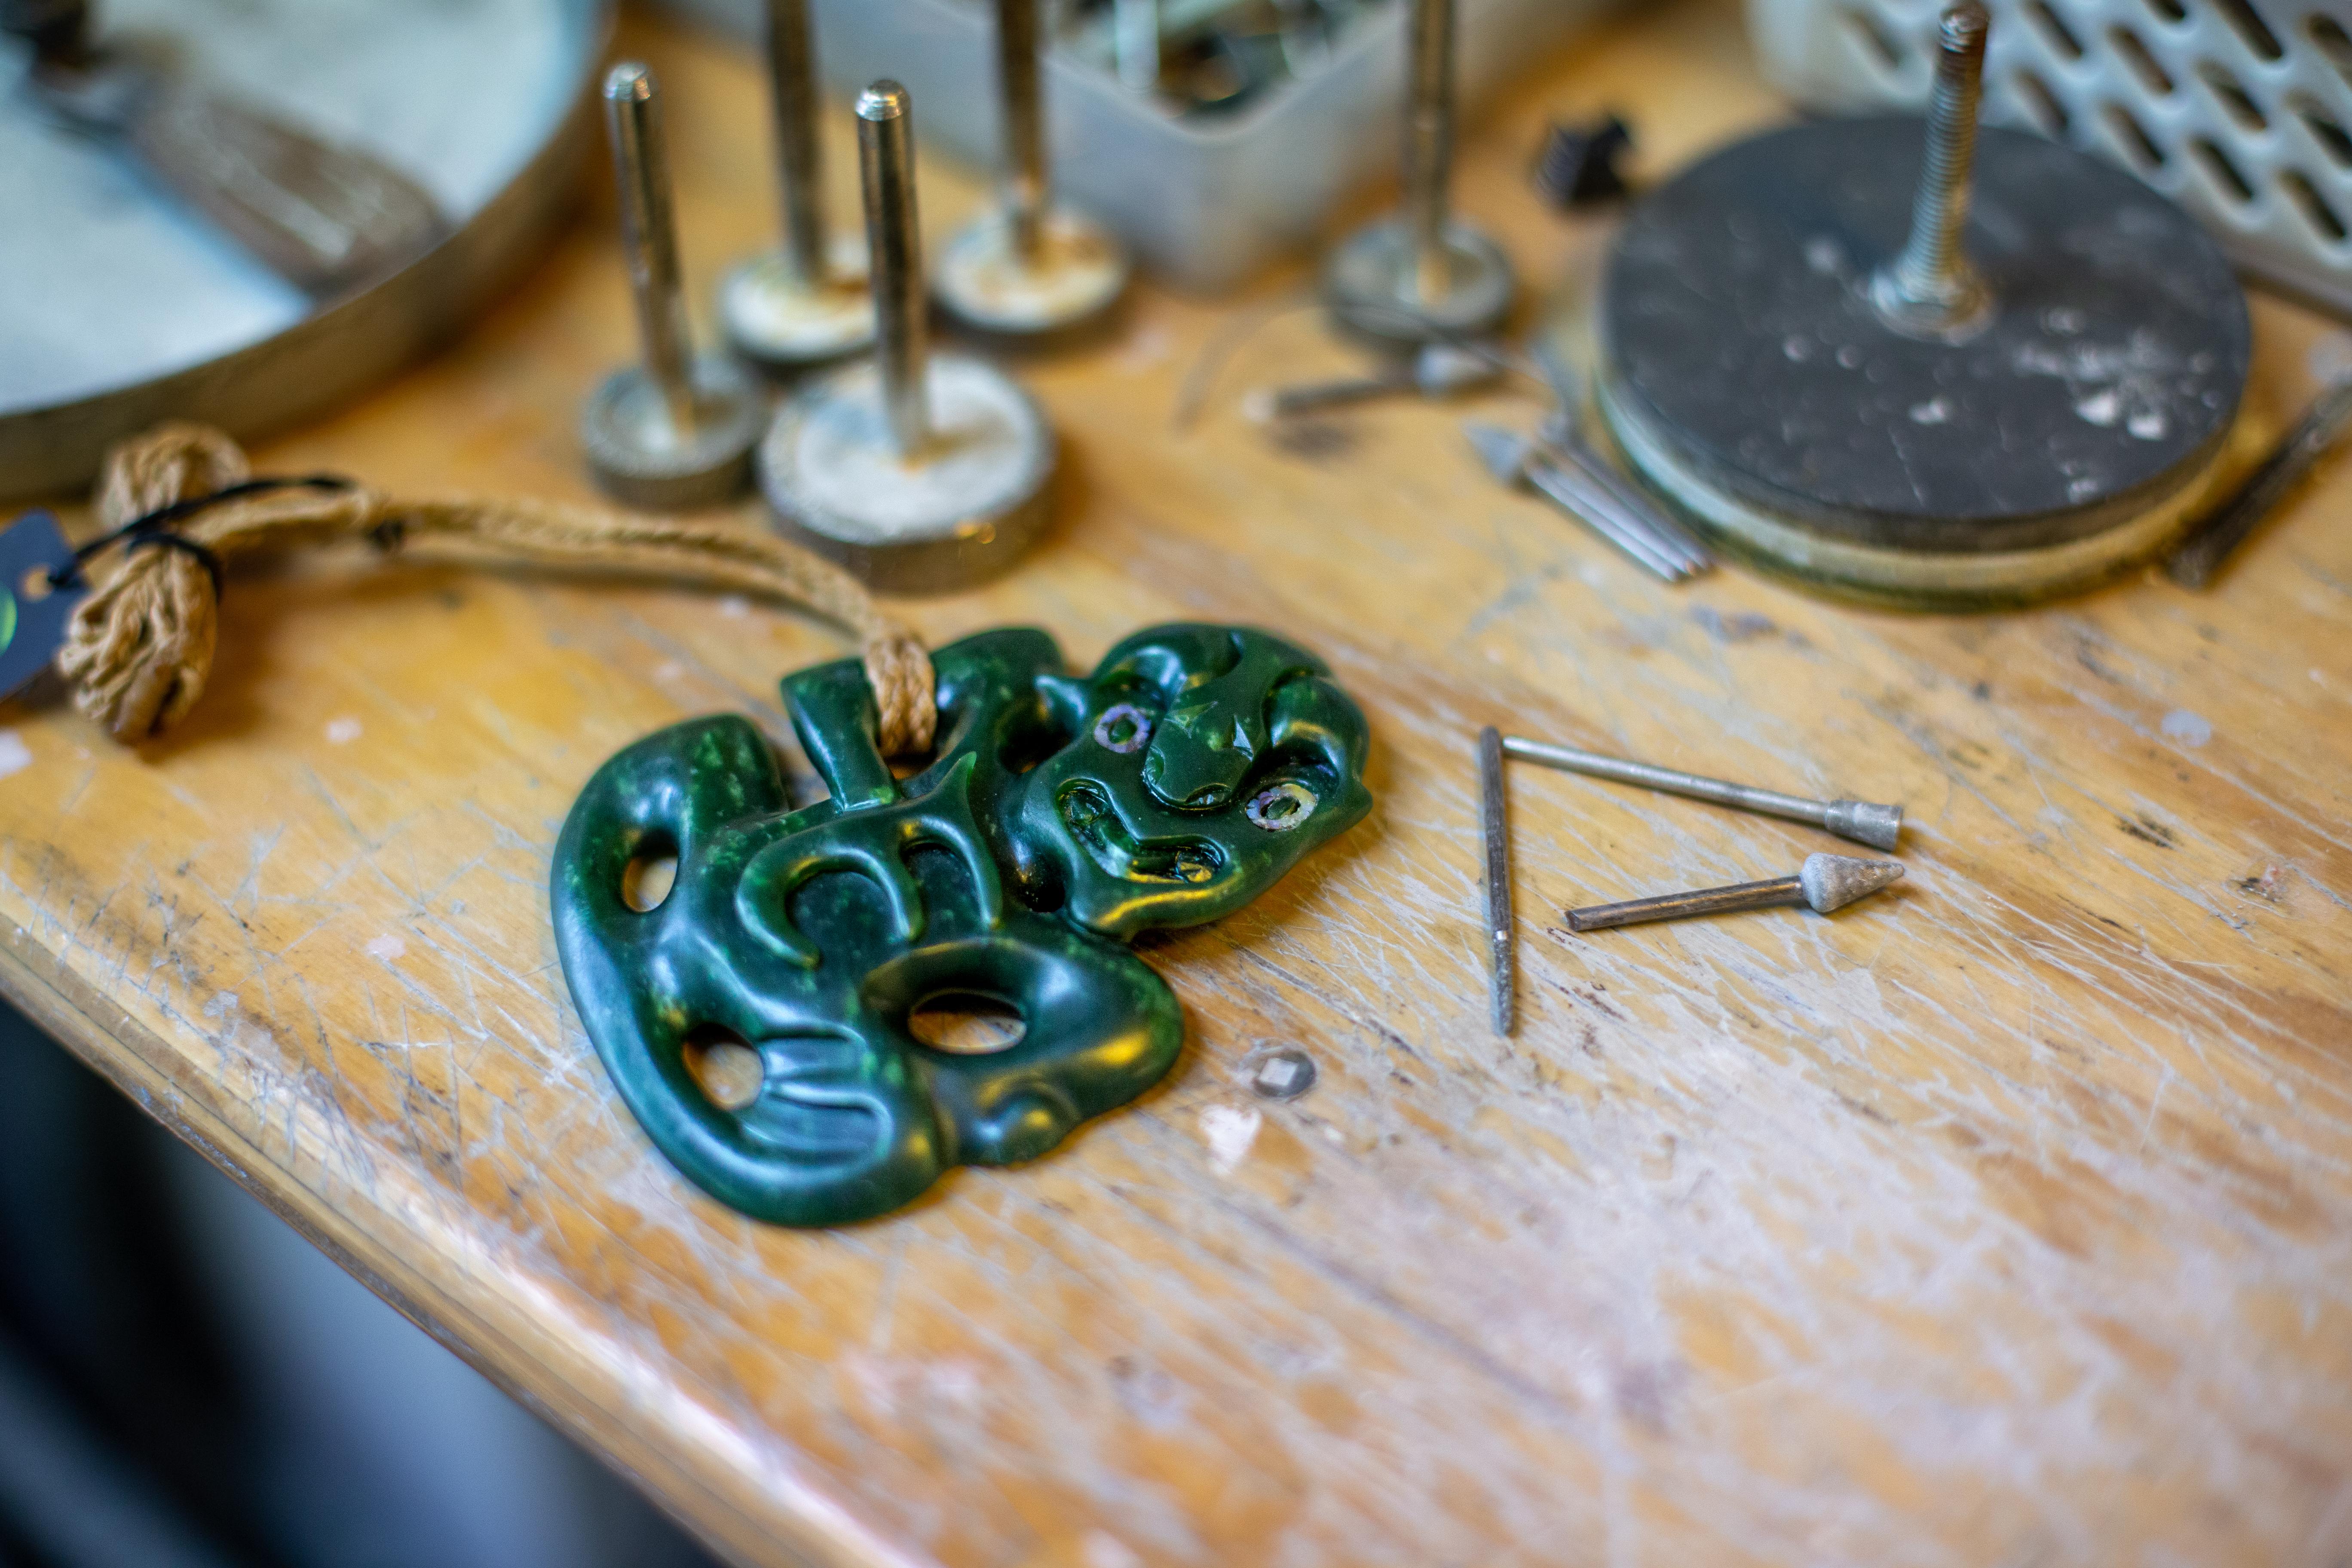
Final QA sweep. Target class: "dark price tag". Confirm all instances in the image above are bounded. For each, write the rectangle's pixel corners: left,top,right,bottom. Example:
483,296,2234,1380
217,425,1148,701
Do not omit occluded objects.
0,511,88,702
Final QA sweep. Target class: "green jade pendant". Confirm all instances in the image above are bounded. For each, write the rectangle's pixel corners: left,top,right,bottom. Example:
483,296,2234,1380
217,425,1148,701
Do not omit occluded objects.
552,625,1372,1226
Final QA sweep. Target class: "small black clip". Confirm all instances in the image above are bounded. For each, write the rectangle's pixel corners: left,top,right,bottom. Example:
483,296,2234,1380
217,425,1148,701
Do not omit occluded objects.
1531,114,1635,210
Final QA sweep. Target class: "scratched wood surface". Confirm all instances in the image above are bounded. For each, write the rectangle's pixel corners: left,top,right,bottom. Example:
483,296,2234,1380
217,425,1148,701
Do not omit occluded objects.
6,2,2352,1564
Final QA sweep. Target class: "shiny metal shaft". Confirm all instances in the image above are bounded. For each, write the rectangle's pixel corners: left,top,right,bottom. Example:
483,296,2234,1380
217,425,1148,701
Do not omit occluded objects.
995,0,1048,260
857,81,930,459
2169,375,2352,588
1501,735,1902,850
1479,726,1514,1036
1402,0,1456,304
604,63,696,439
762,0,828,288
1114,0,1158,93
1878,3,1990,331
1567,875,1803,933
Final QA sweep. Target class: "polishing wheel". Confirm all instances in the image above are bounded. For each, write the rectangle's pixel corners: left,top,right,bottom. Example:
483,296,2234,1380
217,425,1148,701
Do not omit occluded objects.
1596,92,2251,609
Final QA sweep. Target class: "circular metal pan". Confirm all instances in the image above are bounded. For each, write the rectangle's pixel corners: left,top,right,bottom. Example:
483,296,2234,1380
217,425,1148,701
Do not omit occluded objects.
0,0,610,502
1596,116,2250,594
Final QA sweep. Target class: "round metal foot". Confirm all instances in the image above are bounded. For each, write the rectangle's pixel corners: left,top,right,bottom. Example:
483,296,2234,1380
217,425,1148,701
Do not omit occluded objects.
757,350,1056,593
933,208,1130,337
720,235,876,368
1320,216,1513,347
579,352,766,511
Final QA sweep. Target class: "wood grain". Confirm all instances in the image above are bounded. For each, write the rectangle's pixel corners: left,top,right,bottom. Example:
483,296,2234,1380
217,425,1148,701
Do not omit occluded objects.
6,2,2352,1564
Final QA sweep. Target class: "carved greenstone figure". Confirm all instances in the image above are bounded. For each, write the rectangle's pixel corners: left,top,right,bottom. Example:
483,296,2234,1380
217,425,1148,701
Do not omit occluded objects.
552,624,1372,1226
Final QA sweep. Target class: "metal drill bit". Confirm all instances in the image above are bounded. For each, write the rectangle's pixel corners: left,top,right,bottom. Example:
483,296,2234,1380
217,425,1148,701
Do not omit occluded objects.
1565,854,1904,933
2168,374,2352,589
995,0,1049,260
1869,1,1991,338
1464,421,1706,582
1501,735,1904,851
763,0,829,290
1479,724,1514,1036
1402,0,1456,305
1249,343,1500,420
858,80,930,459
606,62,696,441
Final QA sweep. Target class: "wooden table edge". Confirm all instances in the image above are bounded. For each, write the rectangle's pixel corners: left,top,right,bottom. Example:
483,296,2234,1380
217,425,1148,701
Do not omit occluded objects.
0,928,885,1568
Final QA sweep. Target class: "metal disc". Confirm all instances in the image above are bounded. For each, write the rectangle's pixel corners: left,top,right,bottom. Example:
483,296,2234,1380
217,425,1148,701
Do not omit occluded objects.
719,234,875,368
1598,117,2250,557
757,351,1055,594
1322,216,1514,347
580,353,765,511
933,208,1130,337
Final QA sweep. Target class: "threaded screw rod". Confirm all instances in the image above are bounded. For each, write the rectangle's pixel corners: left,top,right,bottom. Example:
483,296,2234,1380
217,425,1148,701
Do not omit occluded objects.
1871,2,1992,338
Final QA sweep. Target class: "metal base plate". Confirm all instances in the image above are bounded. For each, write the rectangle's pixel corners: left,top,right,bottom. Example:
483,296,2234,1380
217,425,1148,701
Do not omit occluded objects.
933,208,1130,337
579,354,765,511
1598,117,2250,556
757,352,1056,593
1595,361,2229,609
719,235,875,367
1321,216,1514,347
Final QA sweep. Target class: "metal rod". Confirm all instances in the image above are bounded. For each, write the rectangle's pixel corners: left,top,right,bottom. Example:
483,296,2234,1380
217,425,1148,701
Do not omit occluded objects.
1501,735,1903,850
1566,854,1903,932
1871,2,1990,335
1506,738,1831,828
2168,375,2352,588
762,0,829,289
857,80,931,459
1401,0,1456,305
1114,0,1158,93
995,0,1048,261
1518,449,1698,582
604,63,696,441
1567,875,1804,933
1265,369,1414,418
1479,725,1513,1036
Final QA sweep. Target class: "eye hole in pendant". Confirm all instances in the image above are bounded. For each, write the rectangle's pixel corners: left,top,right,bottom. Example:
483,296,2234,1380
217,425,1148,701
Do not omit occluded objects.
622,836,679,912
1245,781,1317,832
1092,702,1153,754
682,1024,765,1111
908,992,1028,1055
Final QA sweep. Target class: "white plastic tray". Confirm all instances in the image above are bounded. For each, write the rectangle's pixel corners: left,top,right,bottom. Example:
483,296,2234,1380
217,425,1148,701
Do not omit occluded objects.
662,0,1621,292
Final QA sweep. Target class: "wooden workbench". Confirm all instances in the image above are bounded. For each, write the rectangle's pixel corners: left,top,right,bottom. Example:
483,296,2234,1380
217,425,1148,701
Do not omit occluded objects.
6,2,2350,1563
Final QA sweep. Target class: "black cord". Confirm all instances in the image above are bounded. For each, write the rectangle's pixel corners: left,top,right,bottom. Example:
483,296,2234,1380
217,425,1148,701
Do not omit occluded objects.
48,474,355,603
121,534,227,601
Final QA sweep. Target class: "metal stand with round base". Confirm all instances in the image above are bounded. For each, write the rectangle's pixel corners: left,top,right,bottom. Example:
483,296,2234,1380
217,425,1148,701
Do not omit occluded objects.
934,208,1130,338
585,64,763,510
1322,217,1513,348
581,355,768,511
1594,116,2249,609
758,352,1055,593
720,236,875,368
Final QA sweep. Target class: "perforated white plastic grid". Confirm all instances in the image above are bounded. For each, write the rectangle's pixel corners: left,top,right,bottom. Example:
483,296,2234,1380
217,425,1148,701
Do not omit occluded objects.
1745,0,2352,315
